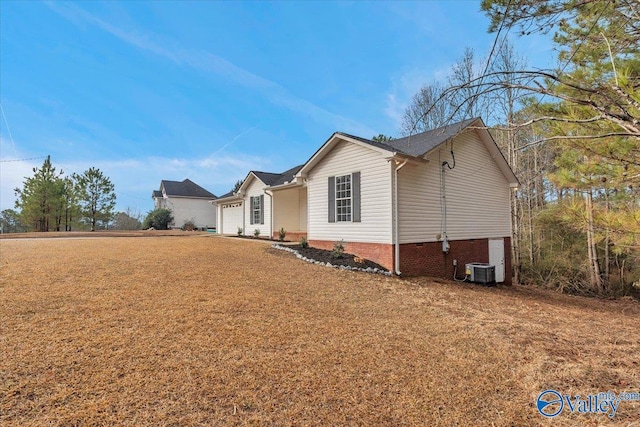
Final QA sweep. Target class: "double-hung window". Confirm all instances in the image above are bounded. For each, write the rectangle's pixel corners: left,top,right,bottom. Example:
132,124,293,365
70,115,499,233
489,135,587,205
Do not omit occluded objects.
335,174,352,222
328,172,360,223
250,195,263,225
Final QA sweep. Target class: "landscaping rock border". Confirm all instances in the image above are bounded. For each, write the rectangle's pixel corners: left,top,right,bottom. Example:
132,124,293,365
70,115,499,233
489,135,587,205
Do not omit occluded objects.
271,243,392,276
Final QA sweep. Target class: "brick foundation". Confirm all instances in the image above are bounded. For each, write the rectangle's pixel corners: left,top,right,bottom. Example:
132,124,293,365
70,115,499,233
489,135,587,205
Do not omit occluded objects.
273,231,308,242
309,237,512,284
399,237,512,284
309,240,394,272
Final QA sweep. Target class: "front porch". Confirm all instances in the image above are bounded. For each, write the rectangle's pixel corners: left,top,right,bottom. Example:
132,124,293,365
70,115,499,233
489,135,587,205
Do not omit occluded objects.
271,184,307,242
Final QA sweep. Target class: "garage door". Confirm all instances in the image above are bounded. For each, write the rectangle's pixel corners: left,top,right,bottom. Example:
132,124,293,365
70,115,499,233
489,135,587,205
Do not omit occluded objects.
221,202,243,235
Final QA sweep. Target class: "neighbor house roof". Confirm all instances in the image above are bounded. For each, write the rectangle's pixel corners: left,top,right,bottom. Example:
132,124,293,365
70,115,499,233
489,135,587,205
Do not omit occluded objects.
152,190,163,198
158,179,216,199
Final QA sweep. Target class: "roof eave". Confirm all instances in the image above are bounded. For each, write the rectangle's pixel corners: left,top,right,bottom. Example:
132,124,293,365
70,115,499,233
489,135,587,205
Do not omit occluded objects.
213,194,243,204
163,194,216,200
268,177,305,191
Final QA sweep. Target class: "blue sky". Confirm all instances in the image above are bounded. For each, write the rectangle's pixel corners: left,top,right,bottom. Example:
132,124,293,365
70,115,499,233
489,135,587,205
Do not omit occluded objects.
0,1,554,215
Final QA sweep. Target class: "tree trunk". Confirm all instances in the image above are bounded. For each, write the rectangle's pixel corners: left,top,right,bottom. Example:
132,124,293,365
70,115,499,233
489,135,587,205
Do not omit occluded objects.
507,124,521,285
604,191,610,283
585,189,602,293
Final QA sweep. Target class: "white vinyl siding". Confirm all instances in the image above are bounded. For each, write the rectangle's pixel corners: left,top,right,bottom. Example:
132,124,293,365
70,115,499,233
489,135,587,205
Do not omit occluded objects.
307,140,393,244
160,196,217,229
397,130,511,243
299,189,307,231
244,177,271,237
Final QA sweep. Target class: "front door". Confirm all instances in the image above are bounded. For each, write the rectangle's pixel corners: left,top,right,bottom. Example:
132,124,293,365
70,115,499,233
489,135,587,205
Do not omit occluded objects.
489,238,505,283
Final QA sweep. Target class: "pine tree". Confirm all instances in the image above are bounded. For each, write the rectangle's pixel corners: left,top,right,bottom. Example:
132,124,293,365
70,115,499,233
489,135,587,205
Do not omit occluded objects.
482,0,640,295
14,156,64,232
75,168,117,231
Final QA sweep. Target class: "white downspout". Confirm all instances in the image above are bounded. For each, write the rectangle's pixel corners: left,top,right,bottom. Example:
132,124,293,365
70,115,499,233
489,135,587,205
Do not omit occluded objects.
265,189,274,239
394,159,408,275
241,196,246,236
216,202,221,234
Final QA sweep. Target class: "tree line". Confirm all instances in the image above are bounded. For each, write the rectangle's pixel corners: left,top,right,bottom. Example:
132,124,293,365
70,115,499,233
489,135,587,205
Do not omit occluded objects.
3,155,141,232
400,0,638,297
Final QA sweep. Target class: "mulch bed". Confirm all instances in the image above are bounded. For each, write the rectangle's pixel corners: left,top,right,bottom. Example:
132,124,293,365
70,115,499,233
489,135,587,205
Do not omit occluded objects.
287,244,388,271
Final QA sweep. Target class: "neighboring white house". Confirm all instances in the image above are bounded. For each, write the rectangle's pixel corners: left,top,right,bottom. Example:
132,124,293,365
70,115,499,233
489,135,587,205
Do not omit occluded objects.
152,179,217,229
294,117,518,283
214,165,304,238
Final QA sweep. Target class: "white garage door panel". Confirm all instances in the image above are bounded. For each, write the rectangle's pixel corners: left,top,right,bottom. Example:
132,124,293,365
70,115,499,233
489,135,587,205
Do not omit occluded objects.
222,204,243,235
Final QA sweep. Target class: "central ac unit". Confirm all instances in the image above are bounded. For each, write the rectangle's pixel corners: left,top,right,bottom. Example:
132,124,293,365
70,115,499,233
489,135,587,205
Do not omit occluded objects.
465,263,496,285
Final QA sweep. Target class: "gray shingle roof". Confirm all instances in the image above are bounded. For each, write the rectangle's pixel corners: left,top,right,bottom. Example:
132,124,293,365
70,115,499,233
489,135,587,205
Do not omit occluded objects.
217,190,235,199
334,132,402,154
387,117,479,157
252,171,283,186
252,164,304,187
338,117,479,158
152,190,163,198
271,164,304,186
159,179,216,198
217,164,305,201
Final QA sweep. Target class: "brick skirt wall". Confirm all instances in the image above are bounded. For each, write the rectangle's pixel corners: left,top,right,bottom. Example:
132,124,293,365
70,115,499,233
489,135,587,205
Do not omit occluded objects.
273,231,307,241
309,240,394,272
399,237,512,284
309,237,512,284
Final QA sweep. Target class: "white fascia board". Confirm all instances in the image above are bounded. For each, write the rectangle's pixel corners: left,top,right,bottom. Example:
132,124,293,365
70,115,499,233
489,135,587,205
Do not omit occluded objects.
268,177,304,192
213,195,244,204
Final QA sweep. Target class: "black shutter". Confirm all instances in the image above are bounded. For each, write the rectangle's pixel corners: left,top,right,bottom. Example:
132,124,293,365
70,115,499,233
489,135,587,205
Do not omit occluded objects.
352,171,361,222
328,176,335,223
260,194,264,225
249,196,254,225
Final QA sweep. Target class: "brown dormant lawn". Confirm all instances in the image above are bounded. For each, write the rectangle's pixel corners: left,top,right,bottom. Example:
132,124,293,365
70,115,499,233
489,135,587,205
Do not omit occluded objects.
1,234,638,426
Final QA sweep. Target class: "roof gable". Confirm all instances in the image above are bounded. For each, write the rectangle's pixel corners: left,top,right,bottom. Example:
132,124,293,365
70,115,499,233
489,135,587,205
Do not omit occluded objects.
298,117,518,186
298,132,396,176
252,171,282,186
159,179,216,198
232,164,305,196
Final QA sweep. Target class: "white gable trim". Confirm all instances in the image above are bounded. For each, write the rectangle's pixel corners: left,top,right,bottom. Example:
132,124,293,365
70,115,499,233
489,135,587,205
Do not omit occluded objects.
237,172,267,195
298,133,395,177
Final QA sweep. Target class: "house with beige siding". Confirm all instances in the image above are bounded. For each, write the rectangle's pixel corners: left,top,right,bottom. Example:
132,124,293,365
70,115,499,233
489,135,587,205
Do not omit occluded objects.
297,117,518,283
215,165,305,239
152,179,217,229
